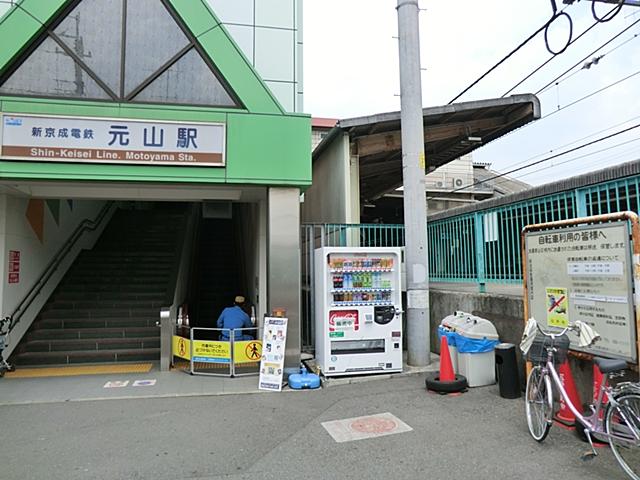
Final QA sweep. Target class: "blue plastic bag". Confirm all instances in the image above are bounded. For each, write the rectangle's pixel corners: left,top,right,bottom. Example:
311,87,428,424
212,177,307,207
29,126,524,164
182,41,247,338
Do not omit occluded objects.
438,326,458,347
454,334,499,353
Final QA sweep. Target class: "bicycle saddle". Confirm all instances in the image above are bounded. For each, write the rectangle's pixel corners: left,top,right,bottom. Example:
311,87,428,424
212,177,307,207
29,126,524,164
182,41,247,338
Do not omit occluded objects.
594,357,627,374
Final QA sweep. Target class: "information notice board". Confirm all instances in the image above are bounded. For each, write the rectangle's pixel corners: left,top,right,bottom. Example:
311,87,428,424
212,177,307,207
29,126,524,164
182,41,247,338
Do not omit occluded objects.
258,317,288,391
525,222,637,362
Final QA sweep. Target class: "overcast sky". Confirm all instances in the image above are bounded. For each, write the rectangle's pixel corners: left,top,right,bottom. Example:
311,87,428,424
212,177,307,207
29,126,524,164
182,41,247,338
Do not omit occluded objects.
304,0,640,186
1,1,638,187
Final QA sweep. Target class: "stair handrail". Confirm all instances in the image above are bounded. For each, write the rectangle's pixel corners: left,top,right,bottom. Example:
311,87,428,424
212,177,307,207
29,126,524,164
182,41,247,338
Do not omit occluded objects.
159,203,199,371
8,201,116,332
163,204,198,307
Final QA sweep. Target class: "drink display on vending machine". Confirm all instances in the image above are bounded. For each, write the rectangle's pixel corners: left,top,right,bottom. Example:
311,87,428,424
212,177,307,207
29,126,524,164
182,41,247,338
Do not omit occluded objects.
314,247,403,376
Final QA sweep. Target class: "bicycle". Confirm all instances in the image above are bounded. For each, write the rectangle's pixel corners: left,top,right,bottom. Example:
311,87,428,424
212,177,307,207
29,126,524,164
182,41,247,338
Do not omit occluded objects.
520,317,640,480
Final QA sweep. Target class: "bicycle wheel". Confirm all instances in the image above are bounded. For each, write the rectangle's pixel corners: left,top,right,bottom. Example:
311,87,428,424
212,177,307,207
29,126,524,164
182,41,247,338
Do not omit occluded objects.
606,393,640,480
525,366,553,442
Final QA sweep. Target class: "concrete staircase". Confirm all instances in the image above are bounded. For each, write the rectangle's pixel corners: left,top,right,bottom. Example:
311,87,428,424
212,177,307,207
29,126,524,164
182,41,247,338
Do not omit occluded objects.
11,206,185,366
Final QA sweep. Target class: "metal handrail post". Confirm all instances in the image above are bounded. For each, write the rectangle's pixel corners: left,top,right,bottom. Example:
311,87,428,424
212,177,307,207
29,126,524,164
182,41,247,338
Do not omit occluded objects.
231,330,235,377
474,212,487,292
189,327,194,375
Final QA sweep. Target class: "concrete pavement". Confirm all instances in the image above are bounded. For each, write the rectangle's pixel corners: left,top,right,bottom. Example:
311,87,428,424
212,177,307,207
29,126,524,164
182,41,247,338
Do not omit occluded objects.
0,374,628,480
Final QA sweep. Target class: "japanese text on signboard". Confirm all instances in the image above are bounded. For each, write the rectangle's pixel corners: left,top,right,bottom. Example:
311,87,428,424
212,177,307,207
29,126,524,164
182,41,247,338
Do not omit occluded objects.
525,222,636,361
1,114,225,167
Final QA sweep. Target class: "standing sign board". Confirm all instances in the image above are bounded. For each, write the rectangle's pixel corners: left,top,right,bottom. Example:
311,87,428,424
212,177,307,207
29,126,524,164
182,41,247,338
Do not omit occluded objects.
258,317,288,391
525,222,636,361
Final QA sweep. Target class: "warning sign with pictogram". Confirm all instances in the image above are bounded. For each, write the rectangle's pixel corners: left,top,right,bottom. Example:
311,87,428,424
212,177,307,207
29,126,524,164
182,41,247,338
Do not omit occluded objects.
234,340,262,364
546,287,568,328
172,335,191,360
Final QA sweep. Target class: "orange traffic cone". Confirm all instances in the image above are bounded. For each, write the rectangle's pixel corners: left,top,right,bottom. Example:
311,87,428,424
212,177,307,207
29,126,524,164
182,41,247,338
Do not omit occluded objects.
439,336,455,382
555,360,581,426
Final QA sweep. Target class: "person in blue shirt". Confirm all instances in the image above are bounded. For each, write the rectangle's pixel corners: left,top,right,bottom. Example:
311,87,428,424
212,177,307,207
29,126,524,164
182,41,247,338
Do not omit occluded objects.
216,295,253,341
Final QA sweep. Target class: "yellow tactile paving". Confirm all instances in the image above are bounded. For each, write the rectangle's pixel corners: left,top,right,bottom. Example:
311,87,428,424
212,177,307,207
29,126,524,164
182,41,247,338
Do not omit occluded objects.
171,360,259,371
3,363,153,378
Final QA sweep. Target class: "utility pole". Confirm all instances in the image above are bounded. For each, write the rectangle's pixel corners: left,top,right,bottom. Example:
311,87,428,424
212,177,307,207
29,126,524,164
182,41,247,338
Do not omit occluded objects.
396,0,430,366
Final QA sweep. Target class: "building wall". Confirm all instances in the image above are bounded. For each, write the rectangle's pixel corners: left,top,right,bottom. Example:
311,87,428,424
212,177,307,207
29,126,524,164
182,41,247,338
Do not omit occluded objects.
0,196,111,356
302,133,358,224
207,0,303,113
312,129,329,151
429,288,594,402
425,155,474,191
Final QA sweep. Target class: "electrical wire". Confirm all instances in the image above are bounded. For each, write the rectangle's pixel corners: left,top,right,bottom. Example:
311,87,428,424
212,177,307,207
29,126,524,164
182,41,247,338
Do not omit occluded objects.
510,136,640,181
503,15,640,98
493,113,640,173
436,122,640,195
543,67,640,119
535,18,640,96
446,14,561,104
592,0,625,22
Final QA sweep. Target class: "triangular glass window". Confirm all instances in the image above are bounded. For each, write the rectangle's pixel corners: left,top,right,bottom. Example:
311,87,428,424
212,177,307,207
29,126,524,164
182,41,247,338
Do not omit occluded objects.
54,0,123,95
124,0,191,97
0,36,110,99
0,0,240,107
133,48,236,107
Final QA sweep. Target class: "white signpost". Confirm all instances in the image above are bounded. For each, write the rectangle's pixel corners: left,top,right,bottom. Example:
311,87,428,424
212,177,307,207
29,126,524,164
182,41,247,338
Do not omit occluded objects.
0,113,225,167
525,222,637,362
258,317,288,392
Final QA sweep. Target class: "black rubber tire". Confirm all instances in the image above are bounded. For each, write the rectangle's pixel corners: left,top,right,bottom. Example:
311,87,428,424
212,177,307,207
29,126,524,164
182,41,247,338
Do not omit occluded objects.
425,372,468,393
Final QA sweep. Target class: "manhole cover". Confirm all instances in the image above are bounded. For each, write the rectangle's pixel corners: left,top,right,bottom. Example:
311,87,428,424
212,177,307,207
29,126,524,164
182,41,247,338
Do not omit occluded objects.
350,417,397,434
322,413,412,442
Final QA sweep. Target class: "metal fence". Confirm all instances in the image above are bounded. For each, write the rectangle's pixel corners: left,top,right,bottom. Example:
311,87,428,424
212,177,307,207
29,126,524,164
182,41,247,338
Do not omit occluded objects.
173,327,262,377
300,171,640,348
428,190,577,285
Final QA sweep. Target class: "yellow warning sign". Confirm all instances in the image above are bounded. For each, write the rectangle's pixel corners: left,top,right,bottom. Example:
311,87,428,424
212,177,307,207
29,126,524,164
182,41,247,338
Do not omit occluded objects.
172,335,191,360
193,340,231,363
546,287,569,328
234,340,262,364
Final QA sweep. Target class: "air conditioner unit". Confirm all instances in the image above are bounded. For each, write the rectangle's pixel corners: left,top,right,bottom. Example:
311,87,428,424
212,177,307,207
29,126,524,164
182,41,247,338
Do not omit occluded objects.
436,181,444,187
452,178,464,188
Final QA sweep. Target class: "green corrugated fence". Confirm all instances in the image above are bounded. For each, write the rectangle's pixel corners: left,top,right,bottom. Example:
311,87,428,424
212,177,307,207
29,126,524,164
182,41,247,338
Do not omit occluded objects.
300,173,640,347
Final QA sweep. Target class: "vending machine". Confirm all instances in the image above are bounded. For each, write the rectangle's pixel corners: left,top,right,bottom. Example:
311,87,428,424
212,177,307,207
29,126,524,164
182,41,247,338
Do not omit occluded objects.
314,247,403,376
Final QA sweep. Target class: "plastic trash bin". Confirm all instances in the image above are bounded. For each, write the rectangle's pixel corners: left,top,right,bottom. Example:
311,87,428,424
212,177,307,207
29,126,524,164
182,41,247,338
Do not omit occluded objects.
453,314,500,387
495,343,521,399
439,312,475,373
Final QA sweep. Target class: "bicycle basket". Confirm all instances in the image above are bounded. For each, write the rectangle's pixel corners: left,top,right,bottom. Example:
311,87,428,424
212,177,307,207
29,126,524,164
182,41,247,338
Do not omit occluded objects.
526,333,570,364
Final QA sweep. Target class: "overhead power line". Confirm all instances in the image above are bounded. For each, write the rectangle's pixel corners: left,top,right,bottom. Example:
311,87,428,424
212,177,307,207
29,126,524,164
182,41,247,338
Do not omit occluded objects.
447,22,549,104
510,136,640,181
437,122,640,196
502,14,639,98
448,2,624,105
491,113,640,174
534,17,640,96
543,67,640,119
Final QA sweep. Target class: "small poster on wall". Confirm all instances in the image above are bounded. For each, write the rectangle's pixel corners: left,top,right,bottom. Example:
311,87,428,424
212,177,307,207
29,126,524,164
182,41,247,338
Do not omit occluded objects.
258,317,288,392
8,250,20,284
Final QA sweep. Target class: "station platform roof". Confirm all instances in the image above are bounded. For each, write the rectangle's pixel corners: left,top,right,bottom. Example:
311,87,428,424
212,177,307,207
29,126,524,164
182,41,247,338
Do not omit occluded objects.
313,94,541,201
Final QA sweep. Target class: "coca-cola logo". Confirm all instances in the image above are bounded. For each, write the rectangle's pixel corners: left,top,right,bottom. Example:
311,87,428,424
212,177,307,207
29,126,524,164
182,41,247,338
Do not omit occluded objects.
329,310,358,325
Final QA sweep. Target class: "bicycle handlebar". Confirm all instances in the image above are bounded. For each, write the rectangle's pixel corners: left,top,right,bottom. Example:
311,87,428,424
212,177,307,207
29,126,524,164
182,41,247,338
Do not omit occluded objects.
523,318,601,350
535,322,577,338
